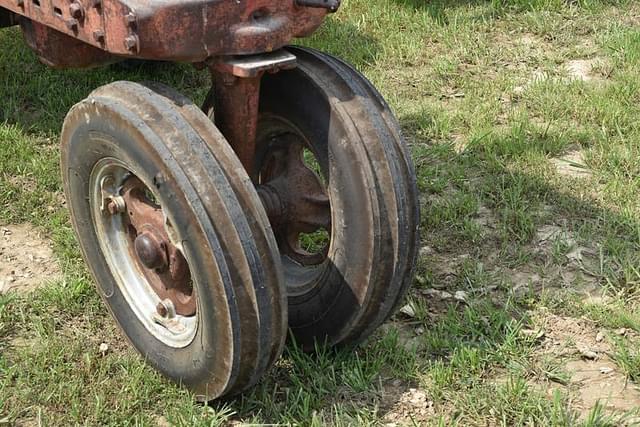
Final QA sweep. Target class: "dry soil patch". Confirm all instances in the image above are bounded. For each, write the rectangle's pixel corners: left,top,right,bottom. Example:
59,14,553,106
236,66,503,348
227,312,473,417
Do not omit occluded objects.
564,58,610,82
551,148,591,178
381,382,435,426
530,312,640,418
566,359,640,417
0,224,61,294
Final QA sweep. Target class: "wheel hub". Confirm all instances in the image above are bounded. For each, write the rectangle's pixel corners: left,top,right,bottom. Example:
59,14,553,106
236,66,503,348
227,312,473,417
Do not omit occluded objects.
90,159,198,347
117,177,195,316
256,131,331,266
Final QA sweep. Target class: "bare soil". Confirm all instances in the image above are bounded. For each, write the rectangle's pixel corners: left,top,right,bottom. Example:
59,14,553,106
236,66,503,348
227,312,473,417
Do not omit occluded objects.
532,313,640,419
551,149,591,179
0,223,61,294
563,58,610,82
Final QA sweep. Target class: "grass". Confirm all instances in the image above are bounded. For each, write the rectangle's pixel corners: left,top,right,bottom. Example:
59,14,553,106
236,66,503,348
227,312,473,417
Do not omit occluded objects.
2,0,640,425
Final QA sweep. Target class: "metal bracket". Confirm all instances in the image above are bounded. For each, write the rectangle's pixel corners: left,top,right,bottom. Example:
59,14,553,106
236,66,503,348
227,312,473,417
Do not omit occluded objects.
209,49,297,78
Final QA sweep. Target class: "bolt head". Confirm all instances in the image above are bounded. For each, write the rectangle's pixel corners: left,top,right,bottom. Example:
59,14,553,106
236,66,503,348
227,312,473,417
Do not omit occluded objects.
105,196,125,215
156,301,168,317
69,3,84,19
106,200,118,215
93,30,105,43
156,299,176,319
64,18,79,32
124,35,138,51
134,232,167,270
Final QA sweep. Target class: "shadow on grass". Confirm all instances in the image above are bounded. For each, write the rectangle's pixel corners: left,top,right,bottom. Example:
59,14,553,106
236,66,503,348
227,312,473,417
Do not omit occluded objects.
400,108,640,267
390,0,500,25
390,0,627,26
0,28,200,135
221,114,640,422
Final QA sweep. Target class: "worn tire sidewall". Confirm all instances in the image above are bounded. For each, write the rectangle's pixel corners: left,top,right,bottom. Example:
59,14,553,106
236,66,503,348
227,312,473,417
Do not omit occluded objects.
260,65,387,347
61,100,234,395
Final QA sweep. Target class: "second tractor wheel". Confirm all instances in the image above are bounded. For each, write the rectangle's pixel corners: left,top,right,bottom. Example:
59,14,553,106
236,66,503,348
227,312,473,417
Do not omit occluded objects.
255,47,420,349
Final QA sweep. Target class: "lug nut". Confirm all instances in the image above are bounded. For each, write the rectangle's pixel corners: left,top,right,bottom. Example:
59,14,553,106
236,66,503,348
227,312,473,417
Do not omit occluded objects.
156,301,168,317
156,299,176,319
105,196,126,215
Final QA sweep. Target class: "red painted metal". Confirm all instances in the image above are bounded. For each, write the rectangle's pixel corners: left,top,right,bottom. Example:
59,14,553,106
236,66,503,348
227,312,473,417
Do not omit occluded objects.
20,19,114,68
211,72,262,181
208,50,297,179
0,0,334,67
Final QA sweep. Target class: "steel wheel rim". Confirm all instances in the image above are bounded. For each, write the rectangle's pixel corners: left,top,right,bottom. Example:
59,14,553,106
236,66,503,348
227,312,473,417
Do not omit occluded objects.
90,158,198,348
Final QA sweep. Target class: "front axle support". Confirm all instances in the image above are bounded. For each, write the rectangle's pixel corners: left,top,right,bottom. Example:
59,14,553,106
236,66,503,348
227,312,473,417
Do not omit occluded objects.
209,50,297,180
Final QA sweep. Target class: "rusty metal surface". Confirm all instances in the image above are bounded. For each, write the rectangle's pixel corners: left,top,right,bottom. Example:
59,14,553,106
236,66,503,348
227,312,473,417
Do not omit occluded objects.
296,0,340,12
208,50,299,180
210,49,297,78
256,132,331,266
120,177,195,316
210,71,262,181
20,19,115,68
0,0,335,67
204,51,331,266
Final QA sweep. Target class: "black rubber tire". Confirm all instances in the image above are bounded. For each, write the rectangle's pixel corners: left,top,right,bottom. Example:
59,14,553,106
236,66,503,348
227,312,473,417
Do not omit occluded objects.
258,46,420,349
61,81,286,400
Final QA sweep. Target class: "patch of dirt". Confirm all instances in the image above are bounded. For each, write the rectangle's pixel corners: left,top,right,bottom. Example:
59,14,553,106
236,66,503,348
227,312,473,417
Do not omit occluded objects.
566,359,640,417
533,313,609,358
0,224,61,294
380,321,426,353
472,205,498,229
154,415,171,427
13,418,40,427
380,382,435,426
535,224,575,246
564,58,610,82
551,148,591,178
512,69,549,98
6,175,38,193
8,336,37,350
517,34,546,49
529,313,640,419
451,134,468,154
528,223,602,295
512,56,610,101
